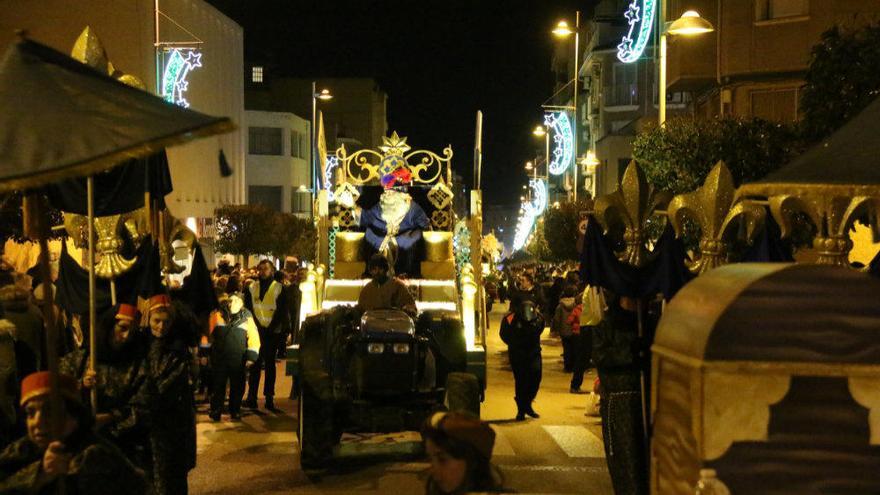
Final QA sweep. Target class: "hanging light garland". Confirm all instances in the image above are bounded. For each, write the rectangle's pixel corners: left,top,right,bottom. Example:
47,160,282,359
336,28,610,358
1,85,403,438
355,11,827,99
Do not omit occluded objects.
512,178,548,251
161,49,202,108
617,0,657,63
543,111,574,175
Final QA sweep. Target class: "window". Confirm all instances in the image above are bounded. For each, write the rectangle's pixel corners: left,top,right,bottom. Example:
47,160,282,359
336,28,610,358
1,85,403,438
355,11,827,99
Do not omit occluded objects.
755,0,808,20
248,186,282,212
610,63,638,106
290,131,306,158
248,127,283,155
291,188,312,214
251,66,263,83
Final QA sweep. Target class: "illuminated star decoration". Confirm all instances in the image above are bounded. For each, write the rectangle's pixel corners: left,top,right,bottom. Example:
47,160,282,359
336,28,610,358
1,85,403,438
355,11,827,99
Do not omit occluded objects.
617,0,657,63
162,49,203,108
324,156,339,201
543,111,574,176
512,178,548,251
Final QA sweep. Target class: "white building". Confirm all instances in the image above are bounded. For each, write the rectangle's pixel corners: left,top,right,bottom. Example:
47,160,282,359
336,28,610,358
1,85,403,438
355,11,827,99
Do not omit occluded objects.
2,0,247,245
245,110,312,216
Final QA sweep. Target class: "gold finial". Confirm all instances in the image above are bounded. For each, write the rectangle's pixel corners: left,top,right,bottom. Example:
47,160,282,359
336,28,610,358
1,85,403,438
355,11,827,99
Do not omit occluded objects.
70,26,111,74
594,160,671,267
668,161,765,273
378,131,411,155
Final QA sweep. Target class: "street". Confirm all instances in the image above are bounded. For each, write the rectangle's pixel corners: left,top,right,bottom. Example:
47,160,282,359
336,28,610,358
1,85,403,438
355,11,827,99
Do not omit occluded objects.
190,302,613,494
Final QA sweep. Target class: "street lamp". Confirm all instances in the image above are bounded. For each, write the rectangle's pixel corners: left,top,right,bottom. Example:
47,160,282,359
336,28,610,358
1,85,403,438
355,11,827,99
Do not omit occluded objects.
311,81,333,203
659,10,714,124
553,12,581,202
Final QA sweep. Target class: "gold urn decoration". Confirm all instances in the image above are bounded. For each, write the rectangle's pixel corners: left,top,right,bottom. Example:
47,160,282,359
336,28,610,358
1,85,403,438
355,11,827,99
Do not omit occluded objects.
94,215,135,279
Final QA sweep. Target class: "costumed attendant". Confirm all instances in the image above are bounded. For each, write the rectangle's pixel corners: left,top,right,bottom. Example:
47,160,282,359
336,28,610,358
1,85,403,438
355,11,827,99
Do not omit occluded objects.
208,289,260,421
421,411,503,495
143,294,196,495
0,371,147,493
59,303,151,470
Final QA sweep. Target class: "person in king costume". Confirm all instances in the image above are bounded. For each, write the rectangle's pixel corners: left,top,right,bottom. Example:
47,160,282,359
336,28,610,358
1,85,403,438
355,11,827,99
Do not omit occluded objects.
344,167,430,277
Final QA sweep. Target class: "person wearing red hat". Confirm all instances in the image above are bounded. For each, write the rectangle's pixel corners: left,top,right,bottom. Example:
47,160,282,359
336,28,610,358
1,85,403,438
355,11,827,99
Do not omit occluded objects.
0,371,146,494
142,293,196,494
420,411,504,494
59,303,152,470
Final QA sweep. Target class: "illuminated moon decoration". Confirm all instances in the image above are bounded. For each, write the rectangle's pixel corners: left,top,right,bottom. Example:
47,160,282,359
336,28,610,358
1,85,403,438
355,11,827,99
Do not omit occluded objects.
325,156,339,201
512,178,548,251
617,0,657,63
162,49,202,108
543,112,574,176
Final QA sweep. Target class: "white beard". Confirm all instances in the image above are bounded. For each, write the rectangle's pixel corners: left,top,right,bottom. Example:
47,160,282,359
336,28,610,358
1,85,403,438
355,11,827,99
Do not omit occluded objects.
379,190,411,231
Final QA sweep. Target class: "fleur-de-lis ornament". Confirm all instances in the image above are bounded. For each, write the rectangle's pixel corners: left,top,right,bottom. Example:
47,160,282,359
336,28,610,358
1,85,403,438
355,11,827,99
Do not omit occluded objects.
594,160,671,267
668,161,765,273
765,193,880,267
94,215,136,279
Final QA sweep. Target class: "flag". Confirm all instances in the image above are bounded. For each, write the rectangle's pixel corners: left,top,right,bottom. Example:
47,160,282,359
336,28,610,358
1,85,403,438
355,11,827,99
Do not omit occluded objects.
317,110,328,190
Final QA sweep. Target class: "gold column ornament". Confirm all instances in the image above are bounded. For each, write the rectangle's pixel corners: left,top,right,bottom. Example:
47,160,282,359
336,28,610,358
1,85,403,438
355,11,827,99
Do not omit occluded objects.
668,162,765,274
94,215,135,279
594,160,671,267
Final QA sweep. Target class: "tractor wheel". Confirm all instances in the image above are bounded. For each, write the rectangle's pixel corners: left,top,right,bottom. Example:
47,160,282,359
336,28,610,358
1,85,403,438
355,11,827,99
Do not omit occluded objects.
444,372,481,417
297,379,338,469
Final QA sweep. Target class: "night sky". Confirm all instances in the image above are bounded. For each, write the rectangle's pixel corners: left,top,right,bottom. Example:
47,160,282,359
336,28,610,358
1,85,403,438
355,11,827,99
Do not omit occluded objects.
206,0,590,209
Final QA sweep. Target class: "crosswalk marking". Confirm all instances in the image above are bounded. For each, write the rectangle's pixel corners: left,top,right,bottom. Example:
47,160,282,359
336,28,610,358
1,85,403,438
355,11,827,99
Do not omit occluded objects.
541,425,605,458
489,425,516,456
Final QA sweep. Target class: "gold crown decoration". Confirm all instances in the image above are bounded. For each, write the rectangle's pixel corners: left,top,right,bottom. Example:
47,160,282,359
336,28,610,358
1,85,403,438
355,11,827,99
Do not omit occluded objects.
338,131,453,186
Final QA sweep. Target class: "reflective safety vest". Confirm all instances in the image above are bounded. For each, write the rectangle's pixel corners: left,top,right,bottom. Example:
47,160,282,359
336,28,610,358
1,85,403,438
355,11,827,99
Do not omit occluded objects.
249,280,282,328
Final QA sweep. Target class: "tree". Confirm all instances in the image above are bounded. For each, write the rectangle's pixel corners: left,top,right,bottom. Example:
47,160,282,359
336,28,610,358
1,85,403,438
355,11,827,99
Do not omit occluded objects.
632,116,800,195
214,204,276,265
525,217,551,261
801,23,880,143
270,213,316,261
541,199,592,261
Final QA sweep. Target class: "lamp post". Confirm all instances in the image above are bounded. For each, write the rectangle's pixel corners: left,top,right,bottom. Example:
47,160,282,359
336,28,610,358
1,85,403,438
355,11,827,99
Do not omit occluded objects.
553,12,580,202
311,81,333,204
658,9,714,124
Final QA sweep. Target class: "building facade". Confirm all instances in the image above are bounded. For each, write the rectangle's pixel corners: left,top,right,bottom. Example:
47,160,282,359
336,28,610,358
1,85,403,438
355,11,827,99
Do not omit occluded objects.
244,74,389,153
666,0,880,122
245,110,312,217
2,0,247,244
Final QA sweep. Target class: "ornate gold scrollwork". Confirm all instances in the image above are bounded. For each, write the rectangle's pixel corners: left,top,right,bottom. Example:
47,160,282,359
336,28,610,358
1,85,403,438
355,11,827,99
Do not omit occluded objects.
63,212,89,249
668,162,765,273
594,160,671,267
94,215,135,279
338,131,453,186
121,208,150,247
159,212,197,274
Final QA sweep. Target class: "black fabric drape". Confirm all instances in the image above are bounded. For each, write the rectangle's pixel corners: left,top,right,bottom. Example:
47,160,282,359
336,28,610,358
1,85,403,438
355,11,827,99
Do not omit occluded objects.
55,237,162,315
579,216,638,297
638,223,694,300
178,244,218,316
44,151,172,215
579,216,692,300
742,214,794,263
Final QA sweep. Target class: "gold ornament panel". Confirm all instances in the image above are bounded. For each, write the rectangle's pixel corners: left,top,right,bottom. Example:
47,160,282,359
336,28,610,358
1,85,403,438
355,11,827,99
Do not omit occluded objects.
338,131,453,186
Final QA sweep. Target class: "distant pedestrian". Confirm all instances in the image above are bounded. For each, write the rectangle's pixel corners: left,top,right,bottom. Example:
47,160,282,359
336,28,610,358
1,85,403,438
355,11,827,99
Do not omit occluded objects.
551,285,579,372
421,411,503,494
500,300,544,421
208,290,260,421
570,285,605,393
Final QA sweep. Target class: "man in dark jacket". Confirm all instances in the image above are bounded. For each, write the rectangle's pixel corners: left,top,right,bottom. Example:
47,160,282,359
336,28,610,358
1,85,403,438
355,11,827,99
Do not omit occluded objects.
500,300,544,421
209,291,260,421
243,260,288,411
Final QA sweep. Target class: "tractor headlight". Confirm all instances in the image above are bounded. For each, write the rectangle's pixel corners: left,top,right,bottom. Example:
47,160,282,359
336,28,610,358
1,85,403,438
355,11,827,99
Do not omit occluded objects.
392,343,410,354
367,343,385,354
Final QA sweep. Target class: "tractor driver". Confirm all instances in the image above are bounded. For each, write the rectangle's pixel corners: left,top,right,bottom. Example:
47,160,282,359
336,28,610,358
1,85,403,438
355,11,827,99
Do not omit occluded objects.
357,254,417,317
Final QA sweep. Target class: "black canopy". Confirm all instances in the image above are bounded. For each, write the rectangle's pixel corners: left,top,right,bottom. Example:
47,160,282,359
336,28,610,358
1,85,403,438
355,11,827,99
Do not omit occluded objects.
0,39,233,192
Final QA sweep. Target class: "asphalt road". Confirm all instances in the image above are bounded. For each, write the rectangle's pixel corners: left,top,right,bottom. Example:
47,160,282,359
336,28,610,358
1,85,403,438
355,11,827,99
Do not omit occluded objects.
189,303,613,494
